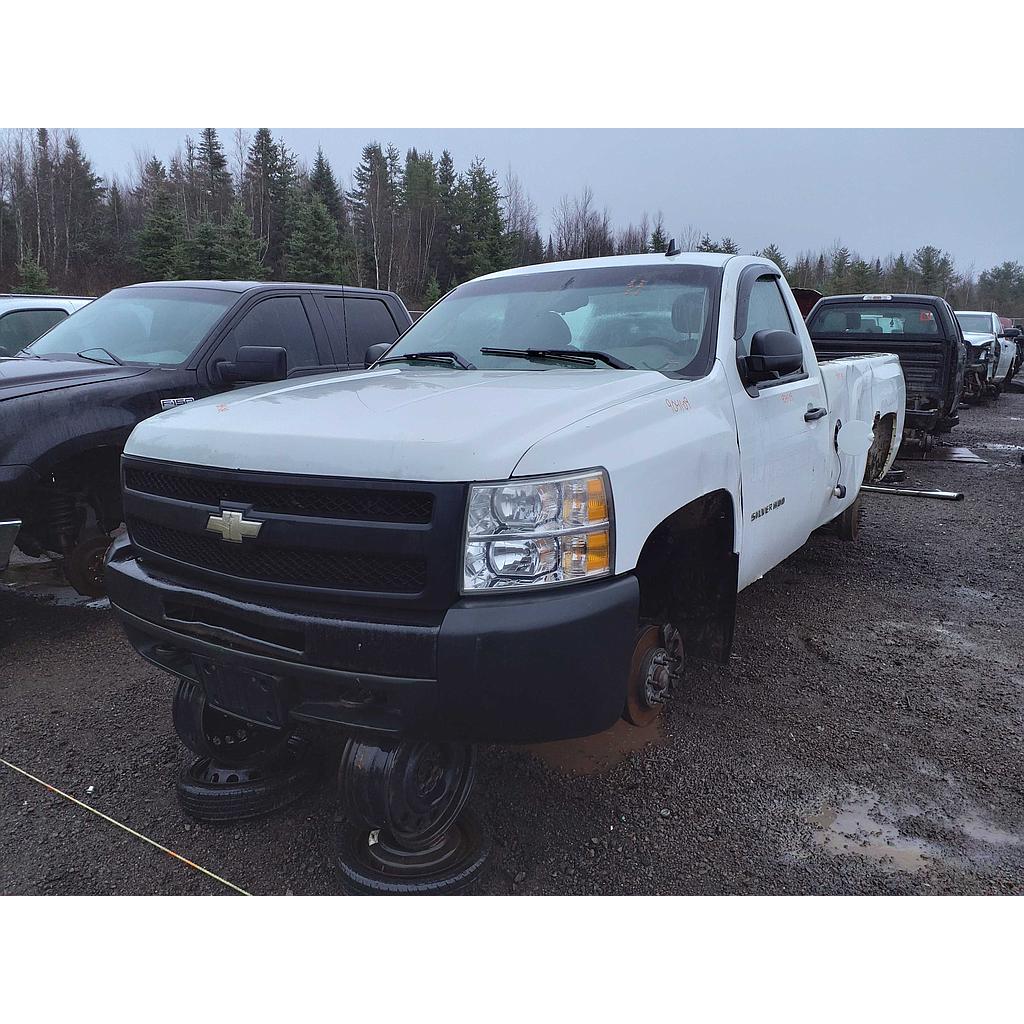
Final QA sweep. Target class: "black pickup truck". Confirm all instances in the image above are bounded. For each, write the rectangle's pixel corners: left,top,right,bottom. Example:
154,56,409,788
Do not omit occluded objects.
806,293,966,442
0,280,411,593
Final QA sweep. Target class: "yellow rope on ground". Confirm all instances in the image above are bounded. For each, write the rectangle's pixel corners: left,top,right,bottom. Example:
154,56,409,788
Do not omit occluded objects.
0,756,253,896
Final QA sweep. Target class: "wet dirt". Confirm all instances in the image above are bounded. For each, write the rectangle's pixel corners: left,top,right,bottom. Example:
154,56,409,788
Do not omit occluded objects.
896,444,987,464
527,719,666,777
3,552,108,610
2,393,1023,895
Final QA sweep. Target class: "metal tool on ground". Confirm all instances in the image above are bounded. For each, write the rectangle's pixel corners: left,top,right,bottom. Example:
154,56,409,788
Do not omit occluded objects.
861,485,964,501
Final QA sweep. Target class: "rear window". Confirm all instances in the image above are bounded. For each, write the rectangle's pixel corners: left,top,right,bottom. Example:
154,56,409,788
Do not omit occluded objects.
809,303,940,337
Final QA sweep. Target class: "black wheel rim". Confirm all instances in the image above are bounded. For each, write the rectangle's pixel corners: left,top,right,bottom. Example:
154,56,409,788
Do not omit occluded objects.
338,739,476,848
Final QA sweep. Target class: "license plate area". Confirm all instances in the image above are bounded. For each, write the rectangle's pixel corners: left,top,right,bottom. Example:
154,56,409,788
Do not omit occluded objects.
193,656,289,728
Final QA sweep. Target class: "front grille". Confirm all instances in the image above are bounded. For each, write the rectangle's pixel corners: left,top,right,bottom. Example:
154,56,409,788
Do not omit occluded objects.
130,519,427,594
124,467,433,524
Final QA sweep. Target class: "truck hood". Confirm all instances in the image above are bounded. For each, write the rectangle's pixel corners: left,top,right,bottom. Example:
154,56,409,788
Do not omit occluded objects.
0,355,149,399
962,331,996,347
125,366,678,481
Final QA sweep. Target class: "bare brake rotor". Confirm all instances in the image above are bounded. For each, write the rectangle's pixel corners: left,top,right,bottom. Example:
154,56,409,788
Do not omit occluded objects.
623,623,684,727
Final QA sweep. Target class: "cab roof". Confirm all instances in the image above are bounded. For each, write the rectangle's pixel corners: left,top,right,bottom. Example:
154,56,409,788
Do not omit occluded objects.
121,280,396,297
473,251,743,282
817,293,948,304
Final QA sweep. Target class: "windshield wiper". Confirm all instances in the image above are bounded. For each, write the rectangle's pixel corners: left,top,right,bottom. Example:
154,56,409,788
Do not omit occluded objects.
76,347,124,366
378,350,475,370
480,347,634,370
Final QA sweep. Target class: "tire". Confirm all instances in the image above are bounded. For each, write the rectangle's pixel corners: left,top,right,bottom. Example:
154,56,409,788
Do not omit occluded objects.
335,810,492,896
172,678,292,767
176,735,320,823
64,534,112,597
837,496,862,542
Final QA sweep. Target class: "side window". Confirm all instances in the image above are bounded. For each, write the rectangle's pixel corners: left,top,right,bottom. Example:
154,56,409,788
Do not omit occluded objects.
0,308,67,354
343,297,400,366
216,296,317,371
738,277,795,360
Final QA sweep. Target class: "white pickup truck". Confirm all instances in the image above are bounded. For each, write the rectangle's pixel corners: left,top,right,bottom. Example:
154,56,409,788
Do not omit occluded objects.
108,252,905,750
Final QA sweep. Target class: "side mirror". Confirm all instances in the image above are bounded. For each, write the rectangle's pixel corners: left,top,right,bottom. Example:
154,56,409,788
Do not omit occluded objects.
740,329,804,383
219,345,288,383
365,342,391,368
1001,327,1021,339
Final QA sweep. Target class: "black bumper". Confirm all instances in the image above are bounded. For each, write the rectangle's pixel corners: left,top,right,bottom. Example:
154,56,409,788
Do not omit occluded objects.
903,407,941,431
106,538,639,743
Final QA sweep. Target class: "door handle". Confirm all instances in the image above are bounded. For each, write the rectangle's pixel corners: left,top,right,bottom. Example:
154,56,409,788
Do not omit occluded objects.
804,407,827,421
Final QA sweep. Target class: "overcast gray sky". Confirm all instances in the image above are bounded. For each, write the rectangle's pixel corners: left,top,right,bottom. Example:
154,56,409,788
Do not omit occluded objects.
76,129,1023,271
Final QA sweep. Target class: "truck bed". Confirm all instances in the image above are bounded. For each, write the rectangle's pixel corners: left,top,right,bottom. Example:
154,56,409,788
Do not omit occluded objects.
819,351,905,485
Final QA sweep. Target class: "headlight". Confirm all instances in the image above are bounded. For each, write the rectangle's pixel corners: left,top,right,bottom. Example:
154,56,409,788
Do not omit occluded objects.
462,469,613,592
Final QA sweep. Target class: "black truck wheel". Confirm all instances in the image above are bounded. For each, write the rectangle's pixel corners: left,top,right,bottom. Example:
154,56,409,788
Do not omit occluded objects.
335,810,492,896
172,678,292,767
837,495,862,542
176,735,319,823
64,534,112,597
337,737,476,847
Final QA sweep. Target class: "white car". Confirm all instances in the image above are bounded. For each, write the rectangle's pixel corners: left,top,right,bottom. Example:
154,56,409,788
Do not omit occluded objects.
0,294,93,358
955,310,1016,395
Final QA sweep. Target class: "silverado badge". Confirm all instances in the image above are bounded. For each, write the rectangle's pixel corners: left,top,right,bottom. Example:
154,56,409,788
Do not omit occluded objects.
206,508,262,543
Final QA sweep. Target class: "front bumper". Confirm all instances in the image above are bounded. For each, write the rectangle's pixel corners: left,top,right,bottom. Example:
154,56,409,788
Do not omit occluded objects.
106,537,639,743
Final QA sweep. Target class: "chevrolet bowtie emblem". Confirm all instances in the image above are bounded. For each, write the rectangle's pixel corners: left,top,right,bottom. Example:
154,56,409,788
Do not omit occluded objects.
206,508,262,543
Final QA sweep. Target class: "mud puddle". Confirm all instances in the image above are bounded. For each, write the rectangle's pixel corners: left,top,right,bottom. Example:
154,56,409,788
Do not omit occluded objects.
804,786,937,873
527,718,665,776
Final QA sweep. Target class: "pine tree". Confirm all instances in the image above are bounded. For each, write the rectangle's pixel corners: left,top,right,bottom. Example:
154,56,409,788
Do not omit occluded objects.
828,245,851,292
423,274,442,306
718,237,740,254
137,189,184,280
197,128,233,222
847,258,877,293
285,193,341,283
462,158,508,279
220,204,264,280
309,146,343,225
757,243,789,273
650,224,667,253
16,257,54,293
173,220,226,279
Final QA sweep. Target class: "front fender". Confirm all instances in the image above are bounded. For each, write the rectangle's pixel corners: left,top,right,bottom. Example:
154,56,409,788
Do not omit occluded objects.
512,364,741,573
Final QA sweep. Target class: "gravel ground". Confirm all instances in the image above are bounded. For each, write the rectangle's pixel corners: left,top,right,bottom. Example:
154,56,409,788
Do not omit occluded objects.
2,391,1023,896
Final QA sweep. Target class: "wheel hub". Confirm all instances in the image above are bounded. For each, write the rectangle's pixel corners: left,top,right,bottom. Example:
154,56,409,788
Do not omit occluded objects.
624,623,684,727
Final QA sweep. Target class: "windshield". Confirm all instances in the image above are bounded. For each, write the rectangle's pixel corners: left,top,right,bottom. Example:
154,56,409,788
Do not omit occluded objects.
809,303,942,338
955,313,993,335
383,264,722,376
25,286,237,365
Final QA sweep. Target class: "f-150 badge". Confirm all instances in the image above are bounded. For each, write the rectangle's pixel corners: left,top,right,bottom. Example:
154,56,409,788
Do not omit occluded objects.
160,397,195,410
